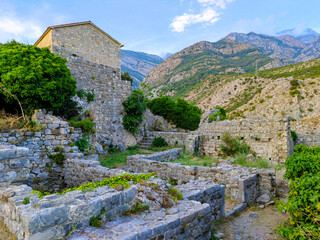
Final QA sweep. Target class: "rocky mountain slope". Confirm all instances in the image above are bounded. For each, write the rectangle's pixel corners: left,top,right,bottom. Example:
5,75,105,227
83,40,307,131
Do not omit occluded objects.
121,50,163,88
144,39,272,99
277,28,320,45
181,58,320,132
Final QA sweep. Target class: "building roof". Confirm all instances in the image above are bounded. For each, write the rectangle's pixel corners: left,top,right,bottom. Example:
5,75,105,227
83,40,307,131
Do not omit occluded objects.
34,21,123,47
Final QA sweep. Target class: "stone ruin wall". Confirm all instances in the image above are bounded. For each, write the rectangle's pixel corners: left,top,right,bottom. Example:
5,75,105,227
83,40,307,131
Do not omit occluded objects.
53,46,133,146
0,147,225,240
198,118,292,165
127,148,276,204
291,121,320,148
0,110,84,192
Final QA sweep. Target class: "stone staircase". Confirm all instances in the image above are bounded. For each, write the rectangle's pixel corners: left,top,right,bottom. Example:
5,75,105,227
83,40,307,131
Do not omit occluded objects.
138,136,154,149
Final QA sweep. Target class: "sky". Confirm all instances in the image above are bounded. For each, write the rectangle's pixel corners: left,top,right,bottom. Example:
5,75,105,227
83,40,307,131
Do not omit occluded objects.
0,0,320,57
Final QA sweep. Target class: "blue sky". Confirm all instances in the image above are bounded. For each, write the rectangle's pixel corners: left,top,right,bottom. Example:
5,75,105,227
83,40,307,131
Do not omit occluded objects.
0,0,319,57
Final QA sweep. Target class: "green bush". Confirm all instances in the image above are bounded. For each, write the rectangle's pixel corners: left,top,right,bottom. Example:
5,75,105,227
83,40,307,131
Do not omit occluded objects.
220,132,250,156
209,107,228,122
121,72,133,85
122,89,147,135
75,137,90,153
48,152,65,165
152,137,168,147
291,130,298,140
148,96,202,131
70,119,95,133
284,145,320,180
0,41,76,115
277,145,320,239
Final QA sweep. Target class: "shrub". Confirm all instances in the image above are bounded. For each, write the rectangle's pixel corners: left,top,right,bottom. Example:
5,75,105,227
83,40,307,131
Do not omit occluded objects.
148,96,202,131
48,152,65,165
75,137,90,153
23,197,30,205
121,72,133,85
122,89,147,135
70,119,95,133
0,41,76,115
123,201,150,216
209,107,228,122
277,145,320,239
220,132,250,156
152,136,168,147
291,130,298,140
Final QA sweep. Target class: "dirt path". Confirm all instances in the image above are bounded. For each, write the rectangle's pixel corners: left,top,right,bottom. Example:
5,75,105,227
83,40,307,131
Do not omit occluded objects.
215,169,289,240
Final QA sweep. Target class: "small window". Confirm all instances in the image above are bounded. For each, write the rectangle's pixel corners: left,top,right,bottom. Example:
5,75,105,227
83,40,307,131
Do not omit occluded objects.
217,136,220,140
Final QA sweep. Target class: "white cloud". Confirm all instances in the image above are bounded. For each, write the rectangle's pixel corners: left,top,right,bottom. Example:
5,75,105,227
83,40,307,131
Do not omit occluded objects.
170,0,233,32
171,8,220,32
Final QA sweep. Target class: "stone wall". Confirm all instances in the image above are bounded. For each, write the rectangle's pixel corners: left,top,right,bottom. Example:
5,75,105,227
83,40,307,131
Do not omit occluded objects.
0,145,31,184
177,180,225,221
0,110,84,192
0,183,137,240
293,133,320,147
151,132,200,155
127,155,276,204
69,200,213,240
37,23,122,69
53,46,133,146
198,118,291,165
64,158,126,188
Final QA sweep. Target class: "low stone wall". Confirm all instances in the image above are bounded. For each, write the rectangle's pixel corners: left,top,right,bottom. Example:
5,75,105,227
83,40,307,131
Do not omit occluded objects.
295,134,320,147
127,157,276,204
0,110,83,188
69,200,213,240
198,118,291,165
0,183,137,240
128,148,183,162
64,158,126,187
151,132,199,155
0,145,30,184
177,180,225,221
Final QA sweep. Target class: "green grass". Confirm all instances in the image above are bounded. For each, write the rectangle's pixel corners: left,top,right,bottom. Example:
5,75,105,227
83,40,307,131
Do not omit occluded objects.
99,146,174,169
171,154,220,166
233,153,270,169
171,153,271,169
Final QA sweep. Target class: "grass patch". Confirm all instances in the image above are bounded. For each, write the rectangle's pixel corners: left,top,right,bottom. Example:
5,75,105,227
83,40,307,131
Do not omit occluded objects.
233,153,270,169
171,154,220,166
99,146,174,169
0,220,16,240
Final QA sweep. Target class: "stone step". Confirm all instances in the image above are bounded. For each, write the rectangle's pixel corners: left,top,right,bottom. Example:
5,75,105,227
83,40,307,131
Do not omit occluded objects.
69,201,212,240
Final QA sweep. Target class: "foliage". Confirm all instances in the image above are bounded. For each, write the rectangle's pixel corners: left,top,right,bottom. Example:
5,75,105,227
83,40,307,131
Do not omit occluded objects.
75,137,91,153
123,201,150,216
108,144,119,154
277,145,320,239
121,72,133,85
284,145,320,180
233,153,270,169
291,130,298,140
76,89,95,103
89,207,106,228
48,145,65,165
54,98,82,120
122,89,147,135
32,173,156,198
0,41,76,115
23,197,30,205
209,107,228,122
70,119,95,133
220,132,250,156
126,145,139,151
151,136,168,147
148,96,202,131
168,187,183,202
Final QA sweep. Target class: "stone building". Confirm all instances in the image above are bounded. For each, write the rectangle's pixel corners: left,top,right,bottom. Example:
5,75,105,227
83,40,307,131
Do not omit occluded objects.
35,21,133,147
35,21,122,69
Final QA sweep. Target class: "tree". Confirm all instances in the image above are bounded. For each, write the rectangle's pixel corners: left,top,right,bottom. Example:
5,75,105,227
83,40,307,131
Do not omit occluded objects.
121,72,133,85
0,41,77,115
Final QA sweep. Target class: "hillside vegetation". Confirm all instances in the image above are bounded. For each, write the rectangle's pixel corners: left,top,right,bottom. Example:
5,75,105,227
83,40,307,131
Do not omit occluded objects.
144,39,272,99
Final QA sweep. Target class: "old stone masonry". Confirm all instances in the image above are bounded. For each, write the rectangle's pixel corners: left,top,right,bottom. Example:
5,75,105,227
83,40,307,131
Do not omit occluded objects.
0,144,276,239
